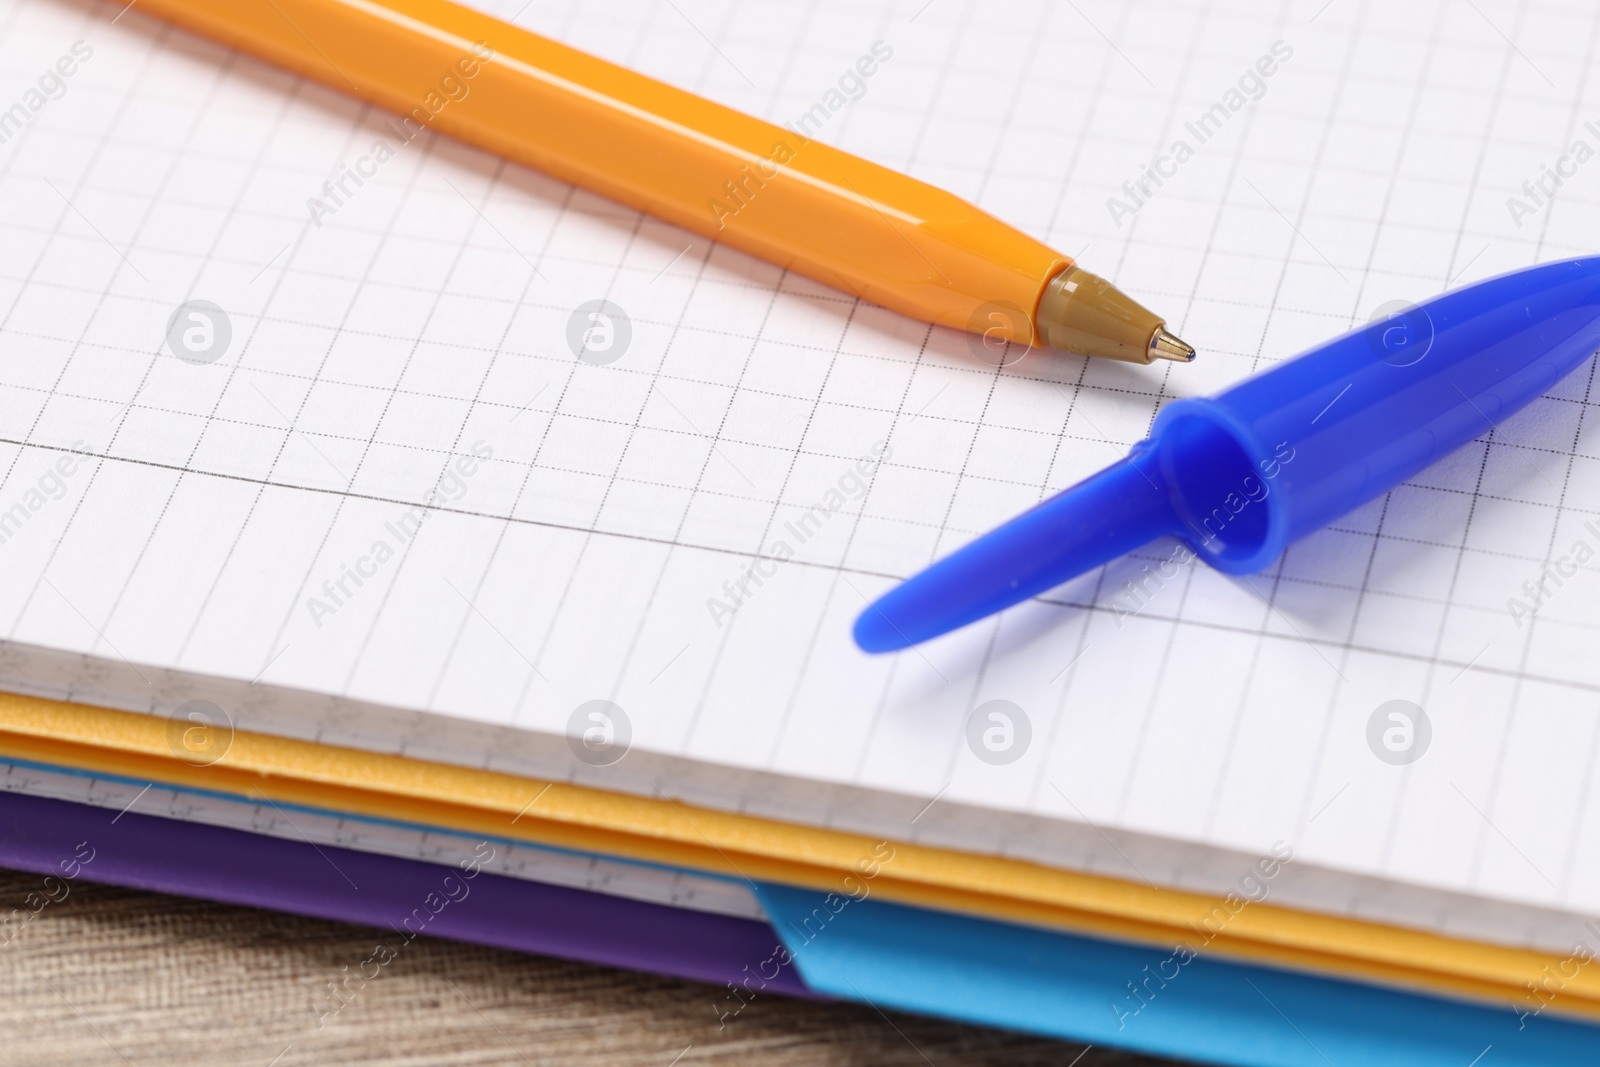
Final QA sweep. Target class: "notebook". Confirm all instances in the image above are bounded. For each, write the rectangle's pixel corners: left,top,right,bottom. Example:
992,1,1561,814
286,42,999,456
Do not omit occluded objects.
3,0,1600,981
17,784,1600,1067
0,752,765,918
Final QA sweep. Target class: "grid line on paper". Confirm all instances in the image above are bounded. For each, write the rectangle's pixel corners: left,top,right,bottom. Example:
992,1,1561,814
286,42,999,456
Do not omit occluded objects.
418,170,583,712
163,100,427,670
1365,0,1533,887
500,0,767,724
14,426,1600,689
6,0,1600,921
1530,0,1600,894
917,0,1063,794
1195,0,1391,838
9,211,1600,286
1291,0,1456,858
409,0,775,724
0,0,104,502
0,11,190,645
675,0,849,756
1431,0,1600,897
537,0,742,726
1016,0,1143,823
741,0,936,775
1104,0,1293,829
1175,0,1314,840
336,153,538,694
79,44,286,667
1031,0,1227,824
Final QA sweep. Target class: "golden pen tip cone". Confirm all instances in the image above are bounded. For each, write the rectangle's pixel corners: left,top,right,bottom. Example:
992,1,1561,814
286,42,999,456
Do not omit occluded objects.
1149,327,1196,363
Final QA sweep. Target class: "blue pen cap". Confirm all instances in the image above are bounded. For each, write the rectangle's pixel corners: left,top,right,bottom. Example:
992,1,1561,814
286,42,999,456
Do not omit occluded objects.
1156,255,1600,573
855,257,1600,653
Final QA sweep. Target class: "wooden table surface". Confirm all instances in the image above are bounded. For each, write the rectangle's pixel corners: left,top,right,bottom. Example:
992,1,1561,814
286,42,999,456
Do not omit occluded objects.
0,867,1195,1067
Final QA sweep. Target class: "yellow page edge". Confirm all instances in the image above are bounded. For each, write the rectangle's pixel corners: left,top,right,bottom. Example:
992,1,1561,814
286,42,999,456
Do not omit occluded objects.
0,690,1586,1022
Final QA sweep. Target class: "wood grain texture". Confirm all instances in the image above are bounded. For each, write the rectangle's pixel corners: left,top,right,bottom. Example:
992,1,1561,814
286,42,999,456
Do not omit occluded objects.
0,868,1194,1067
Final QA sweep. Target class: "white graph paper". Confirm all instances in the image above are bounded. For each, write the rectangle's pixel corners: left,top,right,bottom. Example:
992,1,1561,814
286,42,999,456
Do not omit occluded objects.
2,0,1600,951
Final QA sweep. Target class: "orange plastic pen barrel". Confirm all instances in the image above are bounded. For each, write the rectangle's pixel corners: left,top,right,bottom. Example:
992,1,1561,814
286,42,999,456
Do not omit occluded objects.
134,0,1194,366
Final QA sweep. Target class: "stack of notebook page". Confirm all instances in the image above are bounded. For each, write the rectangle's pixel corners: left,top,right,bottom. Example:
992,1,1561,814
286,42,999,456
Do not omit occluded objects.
3,0,1600,1062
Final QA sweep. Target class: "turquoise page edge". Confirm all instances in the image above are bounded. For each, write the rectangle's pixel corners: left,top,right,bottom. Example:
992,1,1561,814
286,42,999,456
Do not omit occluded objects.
754,883,1600,1067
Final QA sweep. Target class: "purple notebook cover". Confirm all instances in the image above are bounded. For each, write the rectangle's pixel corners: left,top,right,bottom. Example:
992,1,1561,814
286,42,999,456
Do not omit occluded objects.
0,789,814,998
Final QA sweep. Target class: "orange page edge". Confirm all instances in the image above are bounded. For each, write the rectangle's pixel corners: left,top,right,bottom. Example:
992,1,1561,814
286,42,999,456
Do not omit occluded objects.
0,690,1586,1023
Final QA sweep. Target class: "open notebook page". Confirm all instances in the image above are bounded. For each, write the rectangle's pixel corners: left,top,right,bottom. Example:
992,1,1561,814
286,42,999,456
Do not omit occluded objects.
3,0,1600,952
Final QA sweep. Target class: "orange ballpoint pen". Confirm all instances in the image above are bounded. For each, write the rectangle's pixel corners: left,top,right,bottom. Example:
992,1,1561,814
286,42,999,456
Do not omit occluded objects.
135,0,1194,366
